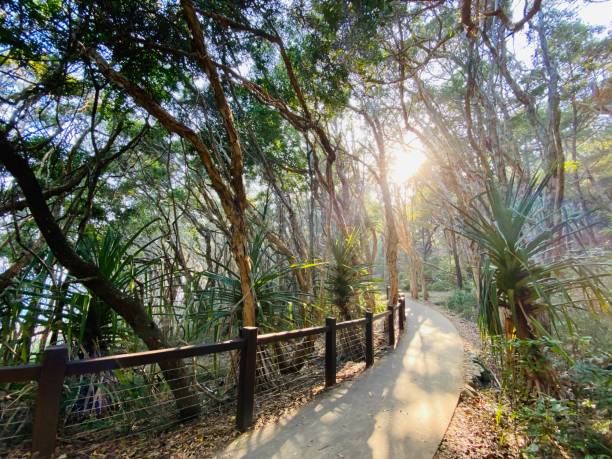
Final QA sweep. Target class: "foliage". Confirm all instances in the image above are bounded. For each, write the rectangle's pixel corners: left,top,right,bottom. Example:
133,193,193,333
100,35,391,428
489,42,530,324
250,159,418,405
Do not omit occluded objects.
458,172,610,390
0,0,611,452
195,231,314,334
70,223,158,354
428,279,454,292
325,231,375,319
518,355,612,457
444,289,477,319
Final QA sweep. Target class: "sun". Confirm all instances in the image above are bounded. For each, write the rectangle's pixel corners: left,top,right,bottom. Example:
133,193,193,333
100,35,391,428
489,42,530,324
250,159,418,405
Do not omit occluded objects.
387,143,427,184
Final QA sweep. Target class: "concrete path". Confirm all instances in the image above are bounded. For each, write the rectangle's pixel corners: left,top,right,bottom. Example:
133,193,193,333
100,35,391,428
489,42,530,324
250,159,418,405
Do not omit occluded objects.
217,300,463,459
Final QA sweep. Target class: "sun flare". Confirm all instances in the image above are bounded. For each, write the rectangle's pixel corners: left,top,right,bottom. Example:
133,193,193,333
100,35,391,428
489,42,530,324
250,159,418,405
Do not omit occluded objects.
387,143,427,184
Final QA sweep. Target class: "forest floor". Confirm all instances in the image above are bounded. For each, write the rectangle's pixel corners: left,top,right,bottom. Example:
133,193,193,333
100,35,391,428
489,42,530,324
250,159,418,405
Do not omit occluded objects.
427,293,522,458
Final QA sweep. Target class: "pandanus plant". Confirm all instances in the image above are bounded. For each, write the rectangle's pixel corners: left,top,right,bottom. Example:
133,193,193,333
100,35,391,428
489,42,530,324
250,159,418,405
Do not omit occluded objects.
458,173,610,393
197,230,316,334
196,230,317,383
326,230,375,321
0,223,157,366
70,221,158,356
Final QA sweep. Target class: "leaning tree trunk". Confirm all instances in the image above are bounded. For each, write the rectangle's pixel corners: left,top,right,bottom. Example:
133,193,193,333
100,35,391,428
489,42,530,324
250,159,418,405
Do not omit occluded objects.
81,7,259,329
181,0,257,325
0,141,201,420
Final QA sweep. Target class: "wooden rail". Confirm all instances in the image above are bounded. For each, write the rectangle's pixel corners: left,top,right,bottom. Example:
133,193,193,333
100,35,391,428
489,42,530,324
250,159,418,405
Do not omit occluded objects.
258,325,328,345
336,317,367,330
0,362,41,383
0,295,406,458
65,339,244,376
373,310,391,320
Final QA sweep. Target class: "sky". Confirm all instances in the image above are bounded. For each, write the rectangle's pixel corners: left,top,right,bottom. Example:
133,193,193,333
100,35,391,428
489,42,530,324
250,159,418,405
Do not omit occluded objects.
508,0,611,63
562,0,611,28
511,0,610,27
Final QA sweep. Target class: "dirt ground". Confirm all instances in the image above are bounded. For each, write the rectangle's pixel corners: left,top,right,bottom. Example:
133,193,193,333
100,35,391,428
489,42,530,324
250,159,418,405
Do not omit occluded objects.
427,299,521,459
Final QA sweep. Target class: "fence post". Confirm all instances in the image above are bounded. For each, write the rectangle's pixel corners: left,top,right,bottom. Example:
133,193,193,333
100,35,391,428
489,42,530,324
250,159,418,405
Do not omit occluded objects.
387,304,395,348
237,326,257,432
325,317,336,387
399,296,405,333
386,285,390,302
32,345,68,458
365,310,373,368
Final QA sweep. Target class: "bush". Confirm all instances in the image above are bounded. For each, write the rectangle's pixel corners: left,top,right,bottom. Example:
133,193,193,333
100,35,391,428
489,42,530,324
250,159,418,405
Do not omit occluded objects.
519,354,612,457
428,278,455,291
444,289,476,318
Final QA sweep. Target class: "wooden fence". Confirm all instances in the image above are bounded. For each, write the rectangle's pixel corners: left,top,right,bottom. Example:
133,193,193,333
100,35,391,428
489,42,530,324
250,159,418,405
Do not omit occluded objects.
0,297,406,458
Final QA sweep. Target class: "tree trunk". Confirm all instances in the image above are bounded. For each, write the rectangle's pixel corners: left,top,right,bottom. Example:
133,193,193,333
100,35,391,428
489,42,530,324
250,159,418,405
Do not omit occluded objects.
570,97,597,245
230,225,256,326
537,12,565,236
503,300,557,394
449,228,464,289
395,191,421,300
0,139,201,420
181,0,256,325
421,269,429,301
408,263,419,300
357,110,399,307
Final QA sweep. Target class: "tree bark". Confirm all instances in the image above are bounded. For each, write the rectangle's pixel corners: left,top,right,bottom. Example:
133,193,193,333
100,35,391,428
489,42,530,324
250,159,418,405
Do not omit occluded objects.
396,192,422,300
536,11,565,226
181,0,256,326
570,97,597,244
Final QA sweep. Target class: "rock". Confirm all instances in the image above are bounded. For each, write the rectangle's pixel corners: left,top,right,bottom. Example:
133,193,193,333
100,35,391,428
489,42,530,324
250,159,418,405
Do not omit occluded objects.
469,356,493,388
461,384,478,400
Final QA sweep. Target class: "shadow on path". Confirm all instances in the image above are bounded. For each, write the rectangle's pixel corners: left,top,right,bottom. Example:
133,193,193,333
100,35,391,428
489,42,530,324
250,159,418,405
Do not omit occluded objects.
216,300,463,459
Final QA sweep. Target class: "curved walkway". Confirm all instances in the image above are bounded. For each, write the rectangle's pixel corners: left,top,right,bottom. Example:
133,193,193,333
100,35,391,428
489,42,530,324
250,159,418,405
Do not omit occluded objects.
217,299,463,459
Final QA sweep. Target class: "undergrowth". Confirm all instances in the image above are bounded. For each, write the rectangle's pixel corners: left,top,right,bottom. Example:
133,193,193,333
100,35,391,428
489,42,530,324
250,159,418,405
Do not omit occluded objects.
494,335,612,458
444,289,477,319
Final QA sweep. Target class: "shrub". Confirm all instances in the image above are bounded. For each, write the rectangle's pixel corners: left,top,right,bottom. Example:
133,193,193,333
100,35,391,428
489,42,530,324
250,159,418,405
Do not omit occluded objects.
444,289,476,318
429,278,455,292
519,354,612,457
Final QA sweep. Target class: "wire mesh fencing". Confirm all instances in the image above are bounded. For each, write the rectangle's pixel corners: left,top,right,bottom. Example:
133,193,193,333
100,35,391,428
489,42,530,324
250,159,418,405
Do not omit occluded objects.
55,352,238,454
336,322,368,381
394,308,401,343
0,383,35,451
373,315,391,358
337,325,366,364
254,334,326,420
